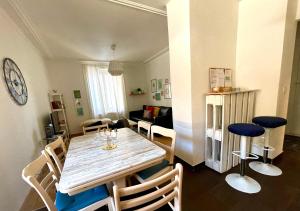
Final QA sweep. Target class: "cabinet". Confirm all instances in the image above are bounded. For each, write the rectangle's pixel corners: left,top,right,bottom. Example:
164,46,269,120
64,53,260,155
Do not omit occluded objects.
205,90,257,173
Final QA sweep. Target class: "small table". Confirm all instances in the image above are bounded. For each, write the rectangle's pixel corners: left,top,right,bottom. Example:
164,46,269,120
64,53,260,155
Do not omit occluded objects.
58,128,165,195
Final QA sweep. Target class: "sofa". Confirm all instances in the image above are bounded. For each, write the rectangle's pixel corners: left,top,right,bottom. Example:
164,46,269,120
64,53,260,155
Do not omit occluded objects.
129,105,173,129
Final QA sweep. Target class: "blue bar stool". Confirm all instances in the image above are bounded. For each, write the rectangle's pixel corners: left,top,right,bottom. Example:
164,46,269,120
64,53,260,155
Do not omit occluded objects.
249,116,287,176
226,123,265,194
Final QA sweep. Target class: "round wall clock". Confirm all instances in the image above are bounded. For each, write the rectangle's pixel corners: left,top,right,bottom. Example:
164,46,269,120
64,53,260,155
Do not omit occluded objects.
3,58,28,105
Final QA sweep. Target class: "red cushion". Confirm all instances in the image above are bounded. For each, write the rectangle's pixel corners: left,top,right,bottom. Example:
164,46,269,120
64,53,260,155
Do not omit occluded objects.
146,106,154,116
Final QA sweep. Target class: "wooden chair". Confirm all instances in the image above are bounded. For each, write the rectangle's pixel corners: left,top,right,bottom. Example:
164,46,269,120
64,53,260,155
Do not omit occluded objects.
113,163,183,211
22,150,114,211
135,125,176,182
82,123,109,135
45,136,67,175
138,121,151,139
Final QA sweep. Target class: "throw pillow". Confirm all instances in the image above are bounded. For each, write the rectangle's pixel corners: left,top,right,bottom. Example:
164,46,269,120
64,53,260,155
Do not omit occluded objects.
153,107,160,118
146,106,154,116
143,110,152,119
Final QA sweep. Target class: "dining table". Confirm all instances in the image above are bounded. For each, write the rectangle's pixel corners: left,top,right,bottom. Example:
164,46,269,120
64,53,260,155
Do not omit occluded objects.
58,127,166,195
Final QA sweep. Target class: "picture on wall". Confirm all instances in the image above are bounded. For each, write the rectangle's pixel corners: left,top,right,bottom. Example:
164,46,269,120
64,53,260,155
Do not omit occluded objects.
164,83,172,99
151,79,157,93
158,79,163,90
155,92,161,101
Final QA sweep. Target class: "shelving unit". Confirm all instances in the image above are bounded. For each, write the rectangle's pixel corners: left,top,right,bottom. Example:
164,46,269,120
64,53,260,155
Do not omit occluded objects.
205,90,257,173
48,93,70,139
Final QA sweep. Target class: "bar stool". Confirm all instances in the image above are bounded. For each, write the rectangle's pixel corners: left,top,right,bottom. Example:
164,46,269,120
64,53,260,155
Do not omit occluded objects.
249,116,287,176
226,123,265,194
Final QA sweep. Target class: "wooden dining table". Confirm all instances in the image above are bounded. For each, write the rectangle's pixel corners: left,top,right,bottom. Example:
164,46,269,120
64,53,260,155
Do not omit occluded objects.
58,128,166,195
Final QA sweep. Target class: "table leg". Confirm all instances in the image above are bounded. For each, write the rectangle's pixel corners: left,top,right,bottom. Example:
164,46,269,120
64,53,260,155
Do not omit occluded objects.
113,177,126,188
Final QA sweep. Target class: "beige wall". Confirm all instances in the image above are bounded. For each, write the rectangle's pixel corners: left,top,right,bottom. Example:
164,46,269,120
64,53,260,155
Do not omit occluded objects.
287,23,300,136
46,61,147,134
235,0,297,158
0,7,50,211
46,60,91,134
145,50,172,107
123,63,148,111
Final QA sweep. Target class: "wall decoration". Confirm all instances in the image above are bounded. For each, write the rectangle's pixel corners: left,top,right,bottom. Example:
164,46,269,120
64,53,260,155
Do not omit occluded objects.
3,58,28,105
151,79,157,93
158,79,163,90
73,90,81,99
164,83,172,99
155,92,161,101
209,68,232,92
73,89,83,116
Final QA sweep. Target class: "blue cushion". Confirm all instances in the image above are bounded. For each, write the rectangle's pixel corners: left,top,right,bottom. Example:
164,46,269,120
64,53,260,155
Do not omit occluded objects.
56,185,109,211
137,159,169,180
252,116,287,128
228,123,265,137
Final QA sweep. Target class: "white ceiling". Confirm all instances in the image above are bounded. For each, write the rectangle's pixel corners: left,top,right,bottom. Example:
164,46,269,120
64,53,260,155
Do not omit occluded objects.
4,0,169,62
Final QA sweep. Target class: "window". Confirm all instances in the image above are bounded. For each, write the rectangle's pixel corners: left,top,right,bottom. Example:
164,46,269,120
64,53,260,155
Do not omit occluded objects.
85,64,126,118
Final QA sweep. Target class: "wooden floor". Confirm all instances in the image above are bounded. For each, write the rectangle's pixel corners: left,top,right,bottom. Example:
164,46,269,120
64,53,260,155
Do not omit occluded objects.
21,135,300,211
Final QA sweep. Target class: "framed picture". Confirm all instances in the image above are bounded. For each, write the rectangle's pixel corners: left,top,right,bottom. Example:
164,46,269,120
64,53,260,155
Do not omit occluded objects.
151,79,157,93
158,79,163,90
155,92,161,101
209,68,232,92
164,83,172,99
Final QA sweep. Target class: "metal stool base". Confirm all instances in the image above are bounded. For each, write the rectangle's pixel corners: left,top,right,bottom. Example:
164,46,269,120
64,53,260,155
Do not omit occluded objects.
225,173,261,194
249,161,282,176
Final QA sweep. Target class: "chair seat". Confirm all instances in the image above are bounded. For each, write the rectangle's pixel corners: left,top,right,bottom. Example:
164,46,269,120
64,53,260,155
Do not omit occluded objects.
56,185,109,211
252,116,287,128
228,123,265,137
137,159,169,180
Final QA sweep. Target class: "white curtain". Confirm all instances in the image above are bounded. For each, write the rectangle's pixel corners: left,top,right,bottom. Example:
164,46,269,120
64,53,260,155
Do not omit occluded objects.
84,64,127,118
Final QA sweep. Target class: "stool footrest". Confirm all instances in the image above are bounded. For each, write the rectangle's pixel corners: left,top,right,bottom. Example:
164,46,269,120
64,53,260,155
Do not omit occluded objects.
253,143,275,151
232,151,259,160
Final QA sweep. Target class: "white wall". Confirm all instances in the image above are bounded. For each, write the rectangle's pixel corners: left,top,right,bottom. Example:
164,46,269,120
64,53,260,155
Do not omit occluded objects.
235,0,297,158
167,0,194,164
46,61,147,134
145,50,172,107
0,7,50,211
190,0,238,165
167,0,238,166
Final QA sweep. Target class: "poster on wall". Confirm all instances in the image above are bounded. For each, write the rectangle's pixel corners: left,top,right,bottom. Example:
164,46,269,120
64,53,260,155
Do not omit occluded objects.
151,79,157,93
164,83,172,99
73,90,84,116
158,79,163,90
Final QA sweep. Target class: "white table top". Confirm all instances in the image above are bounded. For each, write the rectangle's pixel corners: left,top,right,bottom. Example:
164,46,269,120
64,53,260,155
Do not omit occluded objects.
59,128,165,194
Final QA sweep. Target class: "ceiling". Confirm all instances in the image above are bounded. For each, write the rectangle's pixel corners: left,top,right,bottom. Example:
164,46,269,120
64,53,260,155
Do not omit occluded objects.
3,0,169,62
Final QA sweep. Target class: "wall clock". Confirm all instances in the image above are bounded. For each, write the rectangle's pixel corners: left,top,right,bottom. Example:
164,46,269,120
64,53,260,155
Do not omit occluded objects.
2,58,28,105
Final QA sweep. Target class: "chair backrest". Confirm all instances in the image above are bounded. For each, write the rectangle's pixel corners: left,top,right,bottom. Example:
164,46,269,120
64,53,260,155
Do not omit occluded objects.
83,123,109,135
45,136,67,174
151,125,176,164
138,121,151,139
113,163,183,211
22,151,58,211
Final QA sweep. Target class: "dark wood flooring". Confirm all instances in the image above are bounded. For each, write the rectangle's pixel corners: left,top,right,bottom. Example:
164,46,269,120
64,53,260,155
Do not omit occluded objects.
178,136,300,211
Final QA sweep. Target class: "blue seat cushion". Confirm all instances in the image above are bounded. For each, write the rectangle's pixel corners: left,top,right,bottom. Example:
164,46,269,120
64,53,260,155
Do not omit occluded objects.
252,116,287,128
137,159,169,180
56,185,109,211
228,123,265,137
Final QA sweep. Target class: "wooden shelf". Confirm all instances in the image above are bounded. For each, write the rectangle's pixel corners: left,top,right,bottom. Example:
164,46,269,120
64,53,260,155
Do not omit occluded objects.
129,93,146,96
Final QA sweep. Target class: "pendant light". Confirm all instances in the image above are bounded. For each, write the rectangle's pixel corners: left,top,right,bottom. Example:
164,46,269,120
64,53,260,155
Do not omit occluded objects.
108,44,124,76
